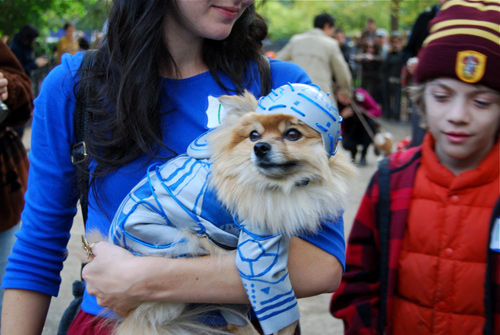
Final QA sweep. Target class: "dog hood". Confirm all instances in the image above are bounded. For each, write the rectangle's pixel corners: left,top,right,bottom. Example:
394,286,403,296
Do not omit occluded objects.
187,83,342,159
255,83,342,157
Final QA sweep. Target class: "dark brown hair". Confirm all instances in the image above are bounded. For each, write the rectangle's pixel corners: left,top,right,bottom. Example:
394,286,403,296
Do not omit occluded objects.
78,0,271,179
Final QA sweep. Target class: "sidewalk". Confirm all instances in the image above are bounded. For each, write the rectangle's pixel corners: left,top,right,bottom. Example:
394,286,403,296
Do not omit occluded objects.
33,120,411,334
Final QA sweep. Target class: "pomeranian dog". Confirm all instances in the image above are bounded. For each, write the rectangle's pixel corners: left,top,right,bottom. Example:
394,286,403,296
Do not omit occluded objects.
89,84,356,335
374,132,394,157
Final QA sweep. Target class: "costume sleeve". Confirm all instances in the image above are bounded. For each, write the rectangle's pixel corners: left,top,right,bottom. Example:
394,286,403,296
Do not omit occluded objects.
2,53,83,296
0,40,33,127
330,175,382,335
357,88,382,117
329,41,352,95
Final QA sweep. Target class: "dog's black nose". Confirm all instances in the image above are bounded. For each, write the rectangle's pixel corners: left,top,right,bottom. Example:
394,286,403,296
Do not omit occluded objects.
254,142,271,158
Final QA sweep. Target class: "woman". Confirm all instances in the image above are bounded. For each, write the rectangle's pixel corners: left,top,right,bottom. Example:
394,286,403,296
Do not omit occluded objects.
1,1,345,334
331,1,499,334
54,22,79,65
9,24,49,77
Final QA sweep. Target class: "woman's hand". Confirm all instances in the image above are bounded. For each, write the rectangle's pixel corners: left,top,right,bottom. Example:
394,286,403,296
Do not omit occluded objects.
0,72,8,101
340,106,354,118
82,242,146,316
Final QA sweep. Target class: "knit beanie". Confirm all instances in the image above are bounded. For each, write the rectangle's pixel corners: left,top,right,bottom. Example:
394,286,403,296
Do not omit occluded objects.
415,0,500,91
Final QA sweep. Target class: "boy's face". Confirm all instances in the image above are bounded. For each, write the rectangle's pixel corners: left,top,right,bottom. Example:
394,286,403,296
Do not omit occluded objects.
425,78,500,171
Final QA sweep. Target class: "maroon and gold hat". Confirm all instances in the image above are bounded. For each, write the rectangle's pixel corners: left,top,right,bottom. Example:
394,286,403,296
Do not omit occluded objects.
415,0,500,91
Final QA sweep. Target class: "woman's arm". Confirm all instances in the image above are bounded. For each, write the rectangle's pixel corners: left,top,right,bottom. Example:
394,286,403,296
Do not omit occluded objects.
1,55,82,333
1,289,51,335
82,236,342,316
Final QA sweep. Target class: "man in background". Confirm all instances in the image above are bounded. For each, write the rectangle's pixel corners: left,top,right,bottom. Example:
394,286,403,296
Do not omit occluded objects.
276,13,352,96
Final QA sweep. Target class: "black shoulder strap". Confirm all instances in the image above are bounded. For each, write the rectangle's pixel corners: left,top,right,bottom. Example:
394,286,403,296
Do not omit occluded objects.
377,157,391,334
71,51,96,225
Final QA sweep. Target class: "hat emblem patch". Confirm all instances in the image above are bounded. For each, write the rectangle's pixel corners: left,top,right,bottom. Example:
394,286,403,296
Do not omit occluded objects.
456,50,486,83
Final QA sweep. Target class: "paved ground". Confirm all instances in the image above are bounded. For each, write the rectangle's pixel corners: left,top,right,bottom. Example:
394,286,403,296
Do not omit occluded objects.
19,120,411,334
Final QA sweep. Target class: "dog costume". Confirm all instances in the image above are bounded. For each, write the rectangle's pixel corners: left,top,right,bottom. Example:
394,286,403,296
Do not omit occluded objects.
109,84,342,334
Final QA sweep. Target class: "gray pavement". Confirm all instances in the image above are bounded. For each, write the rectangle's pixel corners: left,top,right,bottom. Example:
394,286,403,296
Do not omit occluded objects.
20,120,411,334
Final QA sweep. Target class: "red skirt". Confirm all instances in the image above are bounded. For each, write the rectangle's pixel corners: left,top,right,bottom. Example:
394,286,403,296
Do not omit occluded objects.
67,310,116,335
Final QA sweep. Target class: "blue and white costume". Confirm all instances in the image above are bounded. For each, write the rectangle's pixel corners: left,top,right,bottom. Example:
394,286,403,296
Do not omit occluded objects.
109,84,343,334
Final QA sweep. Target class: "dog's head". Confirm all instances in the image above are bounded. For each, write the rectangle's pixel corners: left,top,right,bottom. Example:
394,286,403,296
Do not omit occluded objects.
209,85,341,191
208,84,356,232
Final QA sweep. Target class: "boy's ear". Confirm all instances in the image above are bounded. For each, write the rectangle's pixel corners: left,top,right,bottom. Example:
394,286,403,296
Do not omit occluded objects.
218,91,258,118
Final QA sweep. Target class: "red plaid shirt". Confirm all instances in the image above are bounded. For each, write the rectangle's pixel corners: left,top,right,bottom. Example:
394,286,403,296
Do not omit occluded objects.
330,145,500,335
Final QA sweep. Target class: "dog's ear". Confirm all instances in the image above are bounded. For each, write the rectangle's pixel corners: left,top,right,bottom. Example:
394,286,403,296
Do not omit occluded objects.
218,91,258,119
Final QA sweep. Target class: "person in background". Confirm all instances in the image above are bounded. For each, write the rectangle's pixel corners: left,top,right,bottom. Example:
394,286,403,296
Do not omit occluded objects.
335,28,354,72
0,38,33,330
376,28,389,60
78,36,90,51
9,24,49,77
8,24,46,139
401,0,448,65
331,1,500,334
382,31,404,122
401,0,449,147
54,22,79,65
337,87,381,166
1,1,346,334
355,39,383,105
276,13,352,96
360,17,377,46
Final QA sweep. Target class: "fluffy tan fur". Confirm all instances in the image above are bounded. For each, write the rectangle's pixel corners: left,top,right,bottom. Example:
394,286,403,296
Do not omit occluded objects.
104,91,356,335
374,132,394,156
209,92,357,235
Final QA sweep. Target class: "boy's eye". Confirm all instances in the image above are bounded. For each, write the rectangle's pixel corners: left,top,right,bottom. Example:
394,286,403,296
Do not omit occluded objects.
249,130,261,142
284,128,302,141
473,99,491,109
433,93,449,102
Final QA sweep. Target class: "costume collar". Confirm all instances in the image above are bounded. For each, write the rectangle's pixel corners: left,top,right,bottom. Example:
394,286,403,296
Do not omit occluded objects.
421,133,499,190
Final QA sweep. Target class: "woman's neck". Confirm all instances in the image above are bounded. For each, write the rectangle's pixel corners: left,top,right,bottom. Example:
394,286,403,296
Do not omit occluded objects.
163,19,208,79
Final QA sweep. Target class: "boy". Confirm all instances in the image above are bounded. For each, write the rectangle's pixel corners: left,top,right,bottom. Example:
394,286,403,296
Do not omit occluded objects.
330,1,499,334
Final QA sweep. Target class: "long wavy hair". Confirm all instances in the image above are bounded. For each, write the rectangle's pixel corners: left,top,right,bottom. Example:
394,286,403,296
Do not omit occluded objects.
77,0,271,179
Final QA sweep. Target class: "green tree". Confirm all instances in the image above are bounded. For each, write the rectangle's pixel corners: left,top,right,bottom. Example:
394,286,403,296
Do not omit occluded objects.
258,0,438,41
0,0,110,38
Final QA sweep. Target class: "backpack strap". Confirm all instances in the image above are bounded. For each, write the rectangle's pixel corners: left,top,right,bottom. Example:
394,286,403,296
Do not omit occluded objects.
377,157,391,334
71,51,96,225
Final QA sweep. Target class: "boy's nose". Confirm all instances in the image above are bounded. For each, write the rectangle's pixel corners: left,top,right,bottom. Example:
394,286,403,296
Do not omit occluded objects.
447,101,472,124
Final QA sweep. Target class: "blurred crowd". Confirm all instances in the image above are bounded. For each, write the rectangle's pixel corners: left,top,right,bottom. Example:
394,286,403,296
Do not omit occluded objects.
1,22,105,98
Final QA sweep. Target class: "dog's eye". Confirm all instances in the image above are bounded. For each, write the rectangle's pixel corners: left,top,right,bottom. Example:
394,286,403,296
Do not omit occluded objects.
249,130,261,142
284,128,302,141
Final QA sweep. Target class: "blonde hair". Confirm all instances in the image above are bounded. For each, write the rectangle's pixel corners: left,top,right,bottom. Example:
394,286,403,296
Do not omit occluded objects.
406,83,427,128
